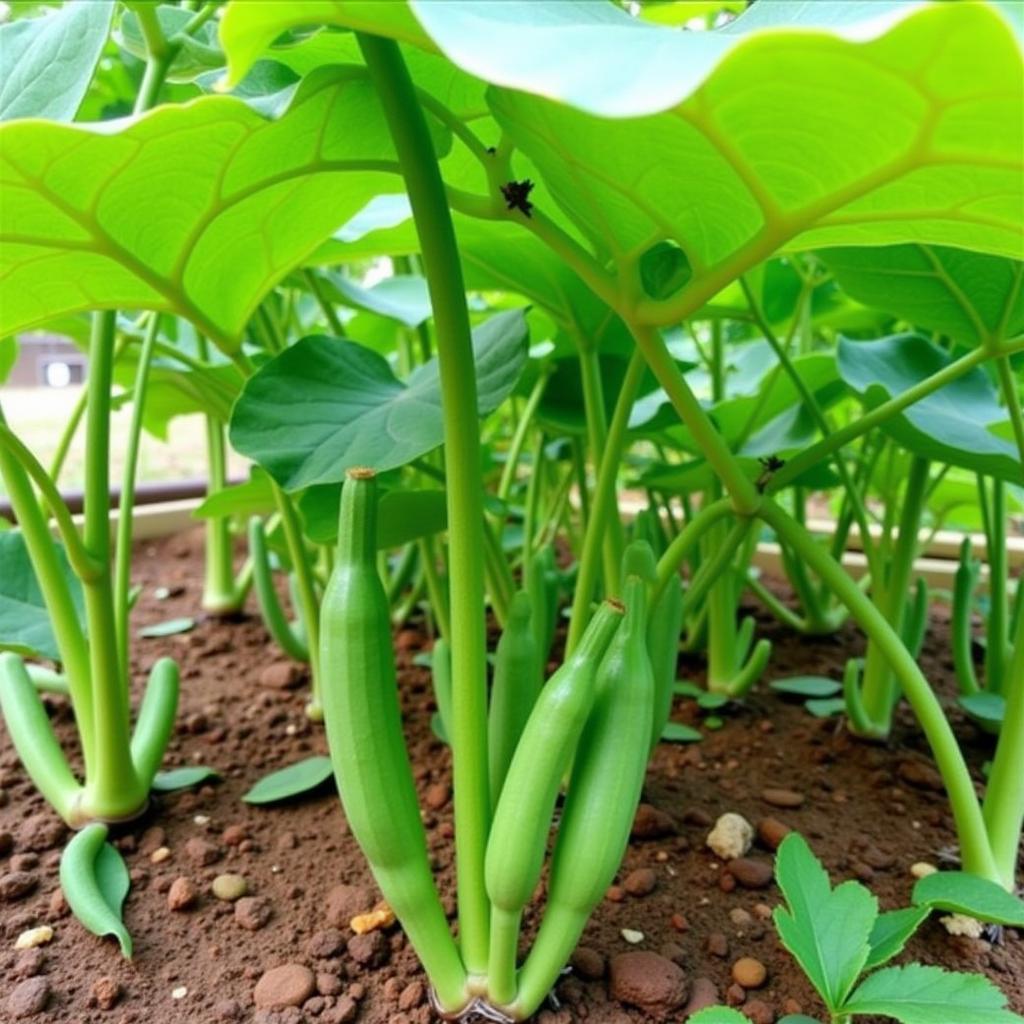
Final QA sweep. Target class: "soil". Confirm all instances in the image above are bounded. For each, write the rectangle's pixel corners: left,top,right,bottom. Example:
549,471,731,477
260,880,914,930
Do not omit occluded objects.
1,526,1021,1024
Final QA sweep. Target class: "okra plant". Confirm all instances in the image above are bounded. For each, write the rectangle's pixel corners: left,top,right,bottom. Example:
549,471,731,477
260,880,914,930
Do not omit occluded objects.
1,0,1022,1014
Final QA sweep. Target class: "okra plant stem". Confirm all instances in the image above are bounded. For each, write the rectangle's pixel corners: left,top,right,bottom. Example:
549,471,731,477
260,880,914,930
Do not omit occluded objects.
359,32,491,979
983,479,1008,696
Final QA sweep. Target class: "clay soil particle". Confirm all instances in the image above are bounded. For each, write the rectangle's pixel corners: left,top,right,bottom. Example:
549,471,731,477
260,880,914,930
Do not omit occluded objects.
0,526,1021,1022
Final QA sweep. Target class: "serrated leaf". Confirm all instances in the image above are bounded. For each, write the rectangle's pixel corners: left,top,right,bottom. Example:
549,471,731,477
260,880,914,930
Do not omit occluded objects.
138,617,195,639
865,906,931,969
242,755,334,804
230,309,528,490
771,676,842,698
912,872,1024,927
844,963,1021,1024
0,67,449,350
0,531,85,661
0,1,114,121
151,766,220,792
660,721,702,743
60,824,132,958
773,832,877,1012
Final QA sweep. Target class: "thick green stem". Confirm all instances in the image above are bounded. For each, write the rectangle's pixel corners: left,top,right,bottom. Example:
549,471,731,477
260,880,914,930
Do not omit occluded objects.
566,348,645,653
359,33,490,979
983,479,1008,695
760,500,999,882
857,456,930,732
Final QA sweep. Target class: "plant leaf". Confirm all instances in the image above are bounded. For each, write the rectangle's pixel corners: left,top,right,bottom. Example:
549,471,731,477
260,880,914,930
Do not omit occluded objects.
0,1,114,121
138,617,195,639
242,755,335,804
804,697,847,719
329,273,432,328
824,246,1024,352
0,531,85,661
151,766,220,792
865,906,931,969
773,832,877,1012
299,486,448,548
60,824,132,958
912,872,1024,927
0,67,449,350
771,676,842,698
230,308,528,490
844,963,1022,1024
957,693,1006,729
193,470,276,521
687,1010,750,1024
119,4,224,84
838,334,1022,485
660,721,703,743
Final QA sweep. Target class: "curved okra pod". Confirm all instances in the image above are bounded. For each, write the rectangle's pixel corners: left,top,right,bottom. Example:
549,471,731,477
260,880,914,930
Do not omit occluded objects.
902,577,929,661
485,600,623,1006
60,823,132,958
513,547,656,1017
129,657,180,790
320,469,468,1013
526,546,559,669
488,591,540,807
722,616,773,699
952,537,982,695
431,636,454,744
0,652,81,824
842,657,886,740
249,516,310,663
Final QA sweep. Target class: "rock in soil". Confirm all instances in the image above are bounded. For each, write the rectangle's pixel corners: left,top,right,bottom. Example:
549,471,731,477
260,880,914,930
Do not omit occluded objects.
0,871,38,902
760,787,805,808
211,873,248,901
727,857,774,889
325,884,375,928
707,813,754,860
631,803,677,839
253,963,316,1009
756,817,791,850
570,946,606,980
7,976,51,1018
608,951,689,1017
90,976,122,1011
234,895,273,931
623,867,658,896
733,956,768,988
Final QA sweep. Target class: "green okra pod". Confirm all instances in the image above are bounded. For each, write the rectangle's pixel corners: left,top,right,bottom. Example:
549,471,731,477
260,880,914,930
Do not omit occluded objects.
431,635,454,744
488,590,541,808
249,516,310,663
129,657,179,791
647,572,683,751
514,546,656,1017
952,537,982,696
320,469,467,1011
485,599,623,1005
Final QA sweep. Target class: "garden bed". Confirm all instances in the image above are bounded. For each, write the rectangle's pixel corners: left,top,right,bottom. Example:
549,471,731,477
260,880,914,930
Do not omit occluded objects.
1,527,1020,1023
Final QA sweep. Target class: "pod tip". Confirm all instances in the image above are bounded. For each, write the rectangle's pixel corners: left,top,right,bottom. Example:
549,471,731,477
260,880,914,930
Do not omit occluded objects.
347,466,376,481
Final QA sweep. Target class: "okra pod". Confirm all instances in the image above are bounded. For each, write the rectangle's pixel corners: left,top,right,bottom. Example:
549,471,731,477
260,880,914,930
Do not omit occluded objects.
485,600,623,1005
647,573,683,751
320,469,467,1011
952,537,981,695
514,549,655,1016
431,636,454,744
488,591,541,807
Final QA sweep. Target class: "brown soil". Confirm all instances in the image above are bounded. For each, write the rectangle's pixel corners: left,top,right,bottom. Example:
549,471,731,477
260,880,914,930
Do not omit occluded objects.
1,527,1021,1023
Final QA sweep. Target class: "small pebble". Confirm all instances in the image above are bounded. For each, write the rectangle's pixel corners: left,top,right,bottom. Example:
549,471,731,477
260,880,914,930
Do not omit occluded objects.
350,905,394,934
253,964,315,1009
14,926,53,950
7,977,51,1018
910,862,937,879
621,928,645,944
623,867,657,897
707,813,754,860
212,874,248,902
732,956,767,988
761,787,805,808
728,857,774,890
150,846,171,864
171,986,188,1000
167,876,198,912
91,976,122,1011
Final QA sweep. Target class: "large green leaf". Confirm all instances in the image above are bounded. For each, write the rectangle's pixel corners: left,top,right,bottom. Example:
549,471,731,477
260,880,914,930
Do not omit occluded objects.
0,531,85,661
844,964,1022,1024
912,871,1024,927
0,67,451,350
230,308,529,490
773,832,877,1013
824,246,1024,352
299,485,448,548
838,334,1022,484
0,1,114,121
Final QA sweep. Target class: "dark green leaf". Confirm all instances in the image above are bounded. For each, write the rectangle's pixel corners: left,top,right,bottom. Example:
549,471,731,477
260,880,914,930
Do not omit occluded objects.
865,906,931,969
639,241,693,300
773,832,877,1012
844,963,1020,1024
0,1,114,121
138,618,195,639
912,872,1024,927
242,755,335,804
838,335,1021,484
957,693,1006,729
771,676,841,698
231,309,528,490
0,531,85,661
151,767,220,792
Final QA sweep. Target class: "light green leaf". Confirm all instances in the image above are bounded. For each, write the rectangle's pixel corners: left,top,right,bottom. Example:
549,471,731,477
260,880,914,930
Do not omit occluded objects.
771,676,842,698
844,964,1022,1024
0,337,18,384
230,308,529,490
823,246,1024,352
0,67,450,350
119,4,224,83
0,1,114,121
957,692,1006,729
151,766,220,792
330,273,432,328
838,335,1021,484
660,721,703,743
912,871,1024,927
773,832,877,1012
687,1009,749,1024
60,824,132,958
805,697,847,719
299,486,448,548
138,617,195,638
193,470,276,522
242,755,335,804
865,906,931,969
0,531,85,661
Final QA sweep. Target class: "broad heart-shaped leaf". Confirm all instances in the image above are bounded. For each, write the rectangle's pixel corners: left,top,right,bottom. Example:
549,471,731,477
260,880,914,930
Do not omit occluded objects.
865,906,931,970
0,531,85,661
242,755,335,804
0,66,452,351
231,308,529,491
773,832,877,1012
912,871,1024,927
0,1,114,121
824,246,1024,353
844,964,1022,1024
838,335,1022,484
